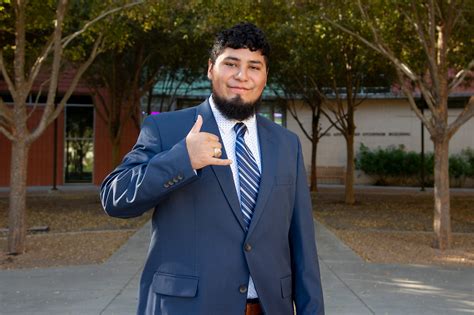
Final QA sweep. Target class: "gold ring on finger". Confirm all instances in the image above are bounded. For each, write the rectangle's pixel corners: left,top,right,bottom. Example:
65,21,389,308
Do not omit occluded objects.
213,147,222,158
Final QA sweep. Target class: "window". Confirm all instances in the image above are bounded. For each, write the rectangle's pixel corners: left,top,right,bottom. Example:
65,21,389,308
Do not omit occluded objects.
64,106,94,183
258,100,286,127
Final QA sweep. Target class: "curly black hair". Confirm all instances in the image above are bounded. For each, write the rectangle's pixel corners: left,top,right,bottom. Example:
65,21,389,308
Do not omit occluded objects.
209,22,270,66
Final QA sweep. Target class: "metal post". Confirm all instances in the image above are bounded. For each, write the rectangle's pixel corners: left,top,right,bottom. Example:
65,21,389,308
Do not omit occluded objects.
420,106,425,191
52,103,58,191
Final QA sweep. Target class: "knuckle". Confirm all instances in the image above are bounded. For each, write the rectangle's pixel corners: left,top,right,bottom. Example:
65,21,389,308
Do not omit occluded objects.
208,134,219,141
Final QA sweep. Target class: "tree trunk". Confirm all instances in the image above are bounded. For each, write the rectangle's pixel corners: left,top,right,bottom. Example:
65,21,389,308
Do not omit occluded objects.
432,136,451,250
111,138,122,169
310,136,319,192
345,134,355,205
8,140,30,254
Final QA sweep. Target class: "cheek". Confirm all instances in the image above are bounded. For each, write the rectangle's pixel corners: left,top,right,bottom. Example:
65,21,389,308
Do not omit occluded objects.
214,72,229,84
255,80,267,91
253,74,267,87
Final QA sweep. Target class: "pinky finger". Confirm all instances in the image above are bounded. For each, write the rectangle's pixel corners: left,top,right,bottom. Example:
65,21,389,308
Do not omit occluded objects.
210,158,232,166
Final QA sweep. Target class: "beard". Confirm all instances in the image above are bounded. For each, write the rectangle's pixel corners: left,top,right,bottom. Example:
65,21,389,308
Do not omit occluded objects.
212,88,261,121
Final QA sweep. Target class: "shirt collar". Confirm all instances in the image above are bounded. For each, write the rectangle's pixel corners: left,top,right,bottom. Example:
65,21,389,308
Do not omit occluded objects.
209,95,257,136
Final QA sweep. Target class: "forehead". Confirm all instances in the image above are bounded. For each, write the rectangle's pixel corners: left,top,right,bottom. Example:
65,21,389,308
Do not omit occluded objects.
216,48,266,65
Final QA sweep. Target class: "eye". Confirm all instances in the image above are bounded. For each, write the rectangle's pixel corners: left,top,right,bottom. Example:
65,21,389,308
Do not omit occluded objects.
250,66,261,71
224,62,237,67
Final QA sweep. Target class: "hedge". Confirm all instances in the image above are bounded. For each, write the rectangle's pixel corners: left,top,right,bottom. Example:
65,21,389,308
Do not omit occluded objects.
355,144,474,186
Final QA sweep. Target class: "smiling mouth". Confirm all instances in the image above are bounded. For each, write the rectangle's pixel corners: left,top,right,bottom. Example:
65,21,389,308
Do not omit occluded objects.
229,86,251,92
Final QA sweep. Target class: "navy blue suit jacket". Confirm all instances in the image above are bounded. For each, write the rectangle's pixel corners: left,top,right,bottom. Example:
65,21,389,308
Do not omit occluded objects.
100,100,324,314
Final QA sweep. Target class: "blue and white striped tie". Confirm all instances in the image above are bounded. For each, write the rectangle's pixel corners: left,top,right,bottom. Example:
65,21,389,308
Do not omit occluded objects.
234,123,260,230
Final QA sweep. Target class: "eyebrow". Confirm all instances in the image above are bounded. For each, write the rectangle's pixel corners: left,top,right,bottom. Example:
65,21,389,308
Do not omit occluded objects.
223,56,264,65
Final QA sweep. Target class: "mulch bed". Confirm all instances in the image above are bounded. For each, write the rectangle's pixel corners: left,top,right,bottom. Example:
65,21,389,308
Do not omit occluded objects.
0,192,151,269
313,187,474,266
0,230,135,269
1,188,473,269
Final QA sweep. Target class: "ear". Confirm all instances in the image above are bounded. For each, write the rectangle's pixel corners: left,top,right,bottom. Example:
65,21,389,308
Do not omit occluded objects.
207,59,214,80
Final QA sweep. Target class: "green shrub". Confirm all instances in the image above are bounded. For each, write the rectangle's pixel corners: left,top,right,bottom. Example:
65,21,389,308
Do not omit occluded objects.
460,148,474,177
356,143,421,176
424,153,435,176
355,143,473,186
449,155,469,179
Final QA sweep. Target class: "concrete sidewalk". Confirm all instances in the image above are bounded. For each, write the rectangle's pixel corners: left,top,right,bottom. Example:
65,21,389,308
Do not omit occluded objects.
0,220,472,315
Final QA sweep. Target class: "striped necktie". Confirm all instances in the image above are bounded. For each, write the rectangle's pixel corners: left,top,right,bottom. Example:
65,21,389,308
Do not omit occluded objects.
234,123,261,230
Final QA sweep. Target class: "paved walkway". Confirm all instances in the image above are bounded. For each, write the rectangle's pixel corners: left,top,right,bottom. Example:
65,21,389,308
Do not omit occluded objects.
0,220,473,314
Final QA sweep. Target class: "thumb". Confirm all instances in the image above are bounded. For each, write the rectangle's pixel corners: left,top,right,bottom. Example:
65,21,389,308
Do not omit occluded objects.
189,115,203,134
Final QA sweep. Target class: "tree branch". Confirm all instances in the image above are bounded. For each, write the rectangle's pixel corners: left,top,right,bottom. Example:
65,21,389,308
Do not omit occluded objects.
410,0,440,93
396,69,434,134
352,71,365,108
13,0,26,88
0,51,16,98
30,0,69,145
26,35,55,94
28,36,103,143
0,125,15,141
117,101,133,142
319,122,334,139
287,98,312,142
0,95,13,121
324,0,420,83
447,96,474,139
417,74,439,113
322,16,384,62
94,93,108,125
443,0,462,41
448,60,474,91
170,77,185,106
317,101,338,139
61,1,144,49
321,104,345,135
51,36,103,124
354,94,367,107
327,68,348,131
27,77,51,121
140,73,160,99
293,75,316,108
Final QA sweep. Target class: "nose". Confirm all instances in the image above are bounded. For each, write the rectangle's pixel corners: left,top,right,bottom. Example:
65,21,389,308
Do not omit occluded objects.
234,66,249,81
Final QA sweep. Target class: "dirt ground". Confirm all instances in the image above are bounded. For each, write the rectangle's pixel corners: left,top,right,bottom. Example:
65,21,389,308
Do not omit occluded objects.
1,187,473,269
0,192,151,269
313,187,474,266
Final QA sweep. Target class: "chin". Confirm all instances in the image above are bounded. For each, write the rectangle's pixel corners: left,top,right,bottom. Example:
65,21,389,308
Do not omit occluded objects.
230,95,256,105
212,92,260,121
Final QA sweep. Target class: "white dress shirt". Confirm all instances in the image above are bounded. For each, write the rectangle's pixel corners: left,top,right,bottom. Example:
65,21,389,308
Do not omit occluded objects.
209,96,260,299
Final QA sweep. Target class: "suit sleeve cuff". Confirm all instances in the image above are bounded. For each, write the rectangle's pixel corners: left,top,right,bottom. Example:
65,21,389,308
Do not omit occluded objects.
148,138,197,191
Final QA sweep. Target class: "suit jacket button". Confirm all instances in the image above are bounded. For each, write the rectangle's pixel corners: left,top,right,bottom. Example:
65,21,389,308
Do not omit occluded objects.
168,180,174,186
163,183,169,188
244,243,252,252
177,174,183,180
239,285,247,294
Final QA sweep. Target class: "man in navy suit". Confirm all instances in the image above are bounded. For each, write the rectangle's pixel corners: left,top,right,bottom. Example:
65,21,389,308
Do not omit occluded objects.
101,22,324,315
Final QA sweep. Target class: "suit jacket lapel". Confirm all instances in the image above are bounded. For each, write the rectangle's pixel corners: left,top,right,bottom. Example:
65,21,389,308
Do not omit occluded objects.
196,101,246,232
246,116,277,237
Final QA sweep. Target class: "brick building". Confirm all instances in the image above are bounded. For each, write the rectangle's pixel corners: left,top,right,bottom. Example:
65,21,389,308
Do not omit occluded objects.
0,72,138,188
